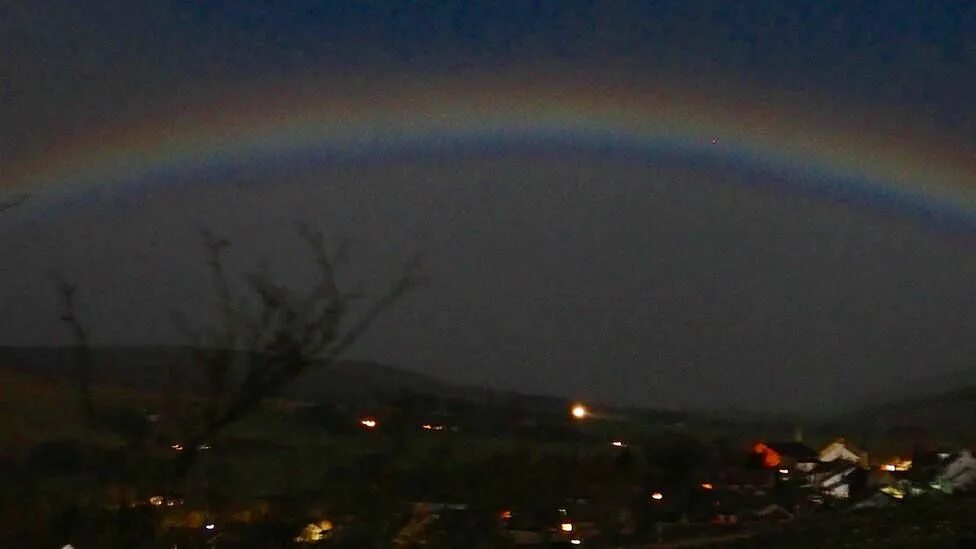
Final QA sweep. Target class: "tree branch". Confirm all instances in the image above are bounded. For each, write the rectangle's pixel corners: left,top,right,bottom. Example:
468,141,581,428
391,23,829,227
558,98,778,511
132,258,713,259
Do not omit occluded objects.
54,273,96,425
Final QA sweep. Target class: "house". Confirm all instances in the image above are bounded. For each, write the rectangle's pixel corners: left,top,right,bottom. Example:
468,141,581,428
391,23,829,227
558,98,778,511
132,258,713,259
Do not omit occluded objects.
807,461,854,488
818,466,868,499
819,438,868,466
752,441,820,472
933,449,976,494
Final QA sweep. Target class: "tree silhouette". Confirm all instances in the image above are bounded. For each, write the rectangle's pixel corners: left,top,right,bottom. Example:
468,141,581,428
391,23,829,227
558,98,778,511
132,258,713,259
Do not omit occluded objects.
168,225,424,482
0,193,29,213
56,275,96,425
52,220,423,493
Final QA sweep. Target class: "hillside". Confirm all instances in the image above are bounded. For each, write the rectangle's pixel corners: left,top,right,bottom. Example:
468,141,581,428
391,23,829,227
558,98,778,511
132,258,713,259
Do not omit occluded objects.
823,384,976,451
0,346,450,405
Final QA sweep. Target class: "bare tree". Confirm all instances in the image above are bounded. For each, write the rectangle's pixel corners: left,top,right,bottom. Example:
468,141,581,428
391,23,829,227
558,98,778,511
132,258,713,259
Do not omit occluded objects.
56,275,96,425
171,226,424,480
0,193,29,213
49,216,422,488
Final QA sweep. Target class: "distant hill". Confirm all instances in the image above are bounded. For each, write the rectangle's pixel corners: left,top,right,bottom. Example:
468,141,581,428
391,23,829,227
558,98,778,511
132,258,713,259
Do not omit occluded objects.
0,346,452,405
0,346,703,428
825,384,976,447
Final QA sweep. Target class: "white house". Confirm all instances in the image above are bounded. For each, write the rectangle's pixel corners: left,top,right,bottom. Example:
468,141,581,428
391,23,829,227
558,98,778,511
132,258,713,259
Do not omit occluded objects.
934,449,976,494
820,465,858,498
819,438,867,466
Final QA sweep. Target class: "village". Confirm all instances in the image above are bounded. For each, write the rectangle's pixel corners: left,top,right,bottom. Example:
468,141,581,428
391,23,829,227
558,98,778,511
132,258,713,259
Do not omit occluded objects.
90,398,976,547
379,402,976,547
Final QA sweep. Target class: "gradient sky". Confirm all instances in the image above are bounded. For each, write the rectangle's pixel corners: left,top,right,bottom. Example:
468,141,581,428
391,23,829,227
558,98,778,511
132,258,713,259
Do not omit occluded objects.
1,1,975,413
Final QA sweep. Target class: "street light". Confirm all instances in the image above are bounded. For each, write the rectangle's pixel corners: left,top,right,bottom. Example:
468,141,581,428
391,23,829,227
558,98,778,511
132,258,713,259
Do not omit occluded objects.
570,403,588,420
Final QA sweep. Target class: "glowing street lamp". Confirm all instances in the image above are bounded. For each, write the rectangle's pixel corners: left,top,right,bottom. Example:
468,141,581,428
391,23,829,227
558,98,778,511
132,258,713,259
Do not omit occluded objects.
650,492,664,501
360,418,378,429
560,522,574,533
570,403,588,420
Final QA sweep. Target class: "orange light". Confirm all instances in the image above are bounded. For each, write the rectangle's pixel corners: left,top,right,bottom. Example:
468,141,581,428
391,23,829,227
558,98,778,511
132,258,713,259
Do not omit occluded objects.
651,492,664,501
501,510,513,520
571,404,588,420
560,522,574,533
880,459,912,472
701,483,713,490
422,424,433,430
360,418,377,429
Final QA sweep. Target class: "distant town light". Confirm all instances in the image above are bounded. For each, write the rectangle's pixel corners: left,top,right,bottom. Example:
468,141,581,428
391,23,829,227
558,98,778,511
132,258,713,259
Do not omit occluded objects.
570,540,582,545
422,424,433,430
560,522,574,532
880,458,912,472
148,496,164,506
778,469,790,475
881,486,905,499
610,440,626,448
295,519,334,542
170,443,184,452
204,523,215,530
360,418,377,429
651,492,664,501
700,483,713,490
500,510,513,520
571,403,589,420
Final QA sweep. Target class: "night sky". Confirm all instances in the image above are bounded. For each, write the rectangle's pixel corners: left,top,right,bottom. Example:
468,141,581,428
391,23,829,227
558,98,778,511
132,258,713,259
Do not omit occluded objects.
2,1,975,413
